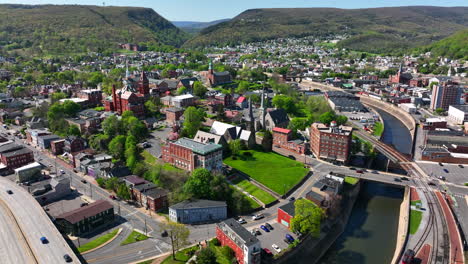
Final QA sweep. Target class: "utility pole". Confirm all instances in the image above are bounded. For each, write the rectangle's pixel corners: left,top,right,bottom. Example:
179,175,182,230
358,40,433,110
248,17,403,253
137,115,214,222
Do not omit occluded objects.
118,202,121,216
144,217,147,236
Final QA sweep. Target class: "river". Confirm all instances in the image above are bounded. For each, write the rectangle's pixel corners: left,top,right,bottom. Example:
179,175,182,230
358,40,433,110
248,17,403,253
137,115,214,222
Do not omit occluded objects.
316,109,409,264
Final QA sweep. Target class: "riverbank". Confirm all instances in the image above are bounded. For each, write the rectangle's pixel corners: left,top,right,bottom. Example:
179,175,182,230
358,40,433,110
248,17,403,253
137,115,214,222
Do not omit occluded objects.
390,186,410,264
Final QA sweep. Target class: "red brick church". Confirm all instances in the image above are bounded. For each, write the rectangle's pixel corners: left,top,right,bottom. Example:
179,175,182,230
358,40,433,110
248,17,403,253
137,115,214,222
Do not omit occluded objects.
104,71,150,117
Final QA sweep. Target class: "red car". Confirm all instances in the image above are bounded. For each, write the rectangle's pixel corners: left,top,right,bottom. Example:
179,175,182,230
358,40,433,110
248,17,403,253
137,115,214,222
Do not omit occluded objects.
109,195,116,200
356,169,364,173
263,248,272,255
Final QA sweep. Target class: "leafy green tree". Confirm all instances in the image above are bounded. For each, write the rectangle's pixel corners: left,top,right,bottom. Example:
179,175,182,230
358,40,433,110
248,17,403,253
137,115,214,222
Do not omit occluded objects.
102,115,122,138
261,130,273,152
125,116,148,141
435,108,445,115
159,221,190,260
197,247,217,264
319,111,336,125
62,100,81,117
229,139,242,157
51,92,67,103
336,115,348,126
104,177,120,191
89,133,109,151
183,168,213,199
108,135,127,161
176,86,187,95
182,107,205,138
67,125,81,137
193,81,207,97
290,199,324,237
117,183,131,201
272,95,296,114
236,80,250,94
289,117,311,132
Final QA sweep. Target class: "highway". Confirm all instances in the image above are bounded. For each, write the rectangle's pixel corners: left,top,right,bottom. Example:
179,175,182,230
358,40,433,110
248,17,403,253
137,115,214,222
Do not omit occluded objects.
0,177,79,264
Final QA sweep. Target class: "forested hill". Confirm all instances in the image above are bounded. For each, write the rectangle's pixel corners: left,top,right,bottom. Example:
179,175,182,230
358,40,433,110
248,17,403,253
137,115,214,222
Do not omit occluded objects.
0,4,189,55
183,6,468,54
416,29,468,60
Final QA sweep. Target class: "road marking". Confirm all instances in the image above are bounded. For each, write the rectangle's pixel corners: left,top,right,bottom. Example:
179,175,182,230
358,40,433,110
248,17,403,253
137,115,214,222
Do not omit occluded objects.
125,211,139,217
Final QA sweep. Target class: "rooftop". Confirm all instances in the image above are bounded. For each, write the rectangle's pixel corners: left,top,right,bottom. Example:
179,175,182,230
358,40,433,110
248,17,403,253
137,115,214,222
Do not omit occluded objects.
449,105,468,112
174,137,222,155
278,201,295,216
170,199,226,210
217,218,259,247
56,200,113,224
272,127,291,134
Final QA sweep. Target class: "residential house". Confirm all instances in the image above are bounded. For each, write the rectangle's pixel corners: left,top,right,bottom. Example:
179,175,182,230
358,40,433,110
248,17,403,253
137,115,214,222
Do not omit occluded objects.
169,199,227,224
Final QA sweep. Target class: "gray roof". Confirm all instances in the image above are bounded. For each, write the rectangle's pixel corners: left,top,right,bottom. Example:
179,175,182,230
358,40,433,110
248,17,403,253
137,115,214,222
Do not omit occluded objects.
217,218,259,247
2,147,32,157
0,143,22,153
174,137,222,155
278,201,295,216
450,105,468,112
170,199,226,210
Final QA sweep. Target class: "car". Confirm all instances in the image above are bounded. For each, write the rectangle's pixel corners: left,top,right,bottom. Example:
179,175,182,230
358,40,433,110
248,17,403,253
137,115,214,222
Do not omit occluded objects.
438,176,446,181
63,254,72,263
400,177,409,181
371,170,379,174
356,169,364,173
254,228,261,235
251,230,257,236
260,225,269,232
73,169,78,173
458,164,464,168
263,248,272,255
161,230,168,237
80,202,88,207
40,236,48,244
287,155,296,160
252,214,264,220
428,181,437,186
272,244,281,252
109,195,117,200
349,167,356,170
237,218,246,224
401,249,415,264
6,190,13,195
60,169,65,174
285,234,295,242
443,168,449,173
394,178,402,182
81,179,87,184
284,238,292,244
265,223,273,230
439,162,444,166
289,197,295,202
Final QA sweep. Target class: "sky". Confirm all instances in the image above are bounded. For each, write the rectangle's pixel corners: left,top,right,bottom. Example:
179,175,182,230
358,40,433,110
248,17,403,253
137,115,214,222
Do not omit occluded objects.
0,0,466,21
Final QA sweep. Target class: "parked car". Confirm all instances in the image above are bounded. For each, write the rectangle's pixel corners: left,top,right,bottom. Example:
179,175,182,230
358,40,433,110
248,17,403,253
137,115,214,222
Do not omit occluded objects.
80,203,88,207
109,195,117,200
394,178,402,182
371,170,379,174
6,190,13,195
263,248,272,255
40,236,48,244
289,197,295,202
443,169,449,173
400,177,409,181
63,254,72,263
439,162,444,166
237,218,246,224
81,179,87,184
356,169,364,173
349,167,356,170
60,169,65,174
272,244,281,253
438,176,446,181
458,164,464,168
260,225,269,232
254,228,261,235
252,214,264,220
428,181,437,186
265,223,273,230
285,234,295,243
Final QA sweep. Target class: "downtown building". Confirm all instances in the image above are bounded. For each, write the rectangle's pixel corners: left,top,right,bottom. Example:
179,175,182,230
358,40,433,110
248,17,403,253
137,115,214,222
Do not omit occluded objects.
216,218,261,264
430,83,462,111
161,137,223,172
310,121,352,165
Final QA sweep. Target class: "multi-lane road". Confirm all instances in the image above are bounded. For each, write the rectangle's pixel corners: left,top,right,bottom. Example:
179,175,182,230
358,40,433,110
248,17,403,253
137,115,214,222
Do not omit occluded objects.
0,177,79,264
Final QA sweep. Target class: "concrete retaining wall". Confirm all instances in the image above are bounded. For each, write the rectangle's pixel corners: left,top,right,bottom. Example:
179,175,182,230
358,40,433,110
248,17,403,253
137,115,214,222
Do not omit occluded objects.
391,186,410,264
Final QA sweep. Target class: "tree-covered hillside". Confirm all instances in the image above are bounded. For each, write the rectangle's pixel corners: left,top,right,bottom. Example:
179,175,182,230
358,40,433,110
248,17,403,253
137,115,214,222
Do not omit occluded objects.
0,4,189,55
415,29,468,60
184,6,468,54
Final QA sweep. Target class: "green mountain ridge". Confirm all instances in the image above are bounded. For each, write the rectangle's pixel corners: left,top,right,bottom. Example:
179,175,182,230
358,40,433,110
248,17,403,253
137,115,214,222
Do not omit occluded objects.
184,6,468,53
0,4,189,55
416,29,468,59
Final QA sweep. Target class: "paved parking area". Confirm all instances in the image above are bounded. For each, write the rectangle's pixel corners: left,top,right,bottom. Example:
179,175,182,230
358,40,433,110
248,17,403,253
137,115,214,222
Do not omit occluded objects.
145,127,172,158
248,222,298,255
417,161,468,185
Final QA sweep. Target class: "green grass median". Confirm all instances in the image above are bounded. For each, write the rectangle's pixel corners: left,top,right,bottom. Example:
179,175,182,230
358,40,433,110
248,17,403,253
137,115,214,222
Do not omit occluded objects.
409,210,423,235
120,230,149,246
78,229,119,253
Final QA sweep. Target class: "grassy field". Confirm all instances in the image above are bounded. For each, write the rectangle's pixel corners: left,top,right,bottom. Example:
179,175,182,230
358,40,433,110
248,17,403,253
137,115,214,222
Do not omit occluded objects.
344,176,359,185
142,150,182,172
209,243,233,264
410,200,422,206
161,246,199,264
409,210,423,235
372,122,384,137
229,186,262,212
224,150,309,195
78,229,119,253
120,230,149,246
232,177,277,204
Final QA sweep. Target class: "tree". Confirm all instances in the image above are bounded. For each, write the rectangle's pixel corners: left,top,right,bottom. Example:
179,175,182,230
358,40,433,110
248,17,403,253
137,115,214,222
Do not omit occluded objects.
183,168,213,199
272,95,296,114
197,247,217,264
51,92,67,103
104,177,120,191
319,111,337,125
102,115,122,138
290,199,324,237
159,221,190,260
182,107,205,138
261,130,273,152
236,80,250,94
117,183,131,201
435,108,445,115
89,133,109,151
289,117,311,132
193,81,207,97
336,115,348,126
67,125,81,137
62,100,81,117
176,86,187,95
229,139,242,157
108,135,126,161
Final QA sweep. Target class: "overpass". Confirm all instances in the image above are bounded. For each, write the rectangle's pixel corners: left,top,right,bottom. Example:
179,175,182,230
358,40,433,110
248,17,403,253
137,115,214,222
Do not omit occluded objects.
0,177,79,264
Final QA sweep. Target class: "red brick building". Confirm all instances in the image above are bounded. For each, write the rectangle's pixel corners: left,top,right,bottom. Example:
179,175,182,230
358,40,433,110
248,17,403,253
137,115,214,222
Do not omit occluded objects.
165,107,184,124
77,89,103,106
277,201,295,229
206,62,232,87
132,182,168,212
422,118,447,131
51,139,65,155
161,138,223,172
310,122,352,164
0,144,34,171
272,127,308,154
104,72,150,117
216,219,261,264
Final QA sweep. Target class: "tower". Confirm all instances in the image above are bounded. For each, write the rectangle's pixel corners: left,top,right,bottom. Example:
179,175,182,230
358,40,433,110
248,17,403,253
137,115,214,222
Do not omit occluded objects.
138,71,149,95
111,85,117,111
208,61,213,75
448,65,452,77
248,97,255,133
260,88,267,129
125,61,130,79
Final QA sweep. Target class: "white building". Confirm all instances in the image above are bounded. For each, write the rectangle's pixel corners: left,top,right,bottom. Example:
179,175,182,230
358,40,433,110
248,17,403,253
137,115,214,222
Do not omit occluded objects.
447,105,468,125
399,103,417,114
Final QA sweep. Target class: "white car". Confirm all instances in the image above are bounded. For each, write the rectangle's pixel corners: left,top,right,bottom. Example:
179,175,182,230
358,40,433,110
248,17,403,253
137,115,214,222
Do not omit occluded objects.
272,244,281,252
252,214,264,220
60,169,65,174
237,218,246,224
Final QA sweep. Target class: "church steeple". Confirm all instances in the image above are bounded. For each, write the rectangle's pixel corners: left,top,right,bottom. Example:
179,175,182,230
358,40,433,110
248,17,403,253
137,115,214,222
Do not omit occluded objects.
125,61,130,79
208,60,213,74
448,65,452,77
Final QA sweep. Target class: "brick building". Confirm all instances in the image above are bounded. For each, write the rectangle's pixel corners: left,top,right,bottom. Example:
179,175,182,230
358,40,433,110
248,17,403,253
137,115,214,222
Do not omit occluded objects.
216,219,261,264
0,143,34,171
131,182,168,212
51,139,65,155
206,62,232,87
165,107,184,124
161,137,223,172
277,201,295,229
430,83,462,111
64,136,87,154
310,121,352,165
272,127,308,154
77,89,103,106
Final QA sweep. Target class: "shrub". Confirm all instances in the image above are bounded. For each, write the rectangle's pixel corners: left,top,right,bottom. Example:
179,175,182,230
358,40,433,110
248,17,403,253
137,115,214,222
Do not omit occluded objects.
243,151,252,157
210,238,220,246
96,177,105,188
220,246,235,259
464,183,468,186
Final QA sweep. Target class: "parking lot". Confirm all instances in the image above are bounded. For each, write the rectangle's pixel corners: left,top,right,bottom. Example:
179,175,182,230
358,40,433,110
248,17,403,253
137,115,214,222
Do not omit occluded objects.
247,222,298,255
340,111,380,130
145,127,172,158
417,161,468,185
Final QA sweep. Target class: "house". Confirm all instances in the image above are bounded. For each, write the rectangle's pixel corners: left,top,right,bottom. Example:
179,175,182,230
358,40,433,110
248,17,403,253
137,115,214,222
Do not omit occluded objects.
216,219,261,264
132,183,168,212
272,127,308,154
51,139,65,155
306,175,343,210
25,129,50,147
77,89,103,106
26,117,47,129
0,143,34,172
236,96,248,109
162,137,223,172
210,121,255,148
169,199,227,224
37,134,60,149
177,77,198,91
55,200,114,236
277,201,295,229
63,136,87,154
123,175,148,188
165,107,184,124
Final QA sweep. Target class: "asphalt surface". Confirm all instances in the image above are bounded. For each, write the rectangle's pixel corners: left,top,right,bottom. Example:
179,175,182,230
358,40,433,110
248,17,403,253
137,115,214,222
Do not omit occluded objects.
0,177,79,264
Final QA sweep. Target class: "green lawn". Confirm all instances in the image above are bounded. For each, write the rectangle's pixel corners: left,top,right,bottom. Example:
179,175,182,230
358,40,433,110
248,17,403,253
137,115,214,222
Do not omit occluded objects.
142,150,183,172
209,243,233,264
230,186,262,213
372,122,384,137
78,229,119,253
161,246,199,264
344,176,359,185
410,200,422,206
120,230,149,246
409,210,423,235
232,177,277,204
224,150,309,195
137,260,155,264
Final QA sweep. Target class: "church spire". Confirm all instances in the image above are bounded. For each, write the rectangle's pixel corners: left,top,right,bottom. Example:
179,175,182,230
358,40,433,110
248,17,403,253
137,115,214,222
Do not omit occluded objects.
448,65,452,77
125,60,130,79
